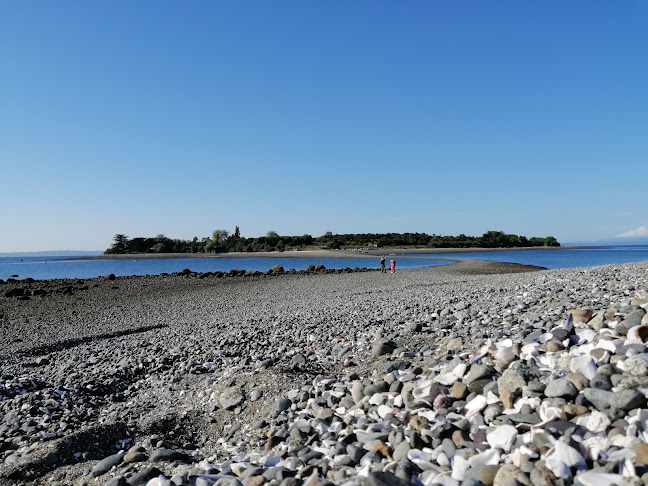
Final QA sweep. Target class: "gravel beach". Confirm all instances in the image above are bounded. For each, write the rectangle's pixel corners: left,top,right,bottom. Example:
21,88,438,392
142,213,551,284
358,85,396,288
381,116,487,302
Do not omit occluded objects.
1,259,648,486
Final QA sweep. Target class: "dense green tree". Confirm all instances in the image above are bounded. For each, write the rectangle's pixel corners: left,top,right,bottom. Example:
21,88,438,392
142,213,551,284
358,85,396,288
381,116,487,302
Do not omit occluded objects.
105,228,560,255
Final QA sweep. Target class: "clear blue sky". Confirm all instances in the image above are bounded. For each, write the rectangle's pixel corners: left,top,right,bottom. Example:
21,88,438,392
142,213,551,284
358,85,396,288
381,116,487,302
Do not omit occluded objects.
2,1,647,251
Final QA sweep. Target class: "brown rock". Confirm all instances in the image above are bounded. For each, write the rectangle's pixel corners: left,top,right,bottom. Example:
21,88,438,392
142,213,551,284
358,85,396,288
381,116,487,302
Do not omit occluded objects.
493,464,532,486
498,369,526,409
478,465,501,486
590,348,608,361
451,429,468,448
409,416,429,431
563,404,589,417
543,341,564,353
569,309,593,324
634,443,648,464
371,440,392,458
446,338,463,350
246,476,267,486
123,451,147,463
451,382,468,399
530,460,558,486
567,372,589,391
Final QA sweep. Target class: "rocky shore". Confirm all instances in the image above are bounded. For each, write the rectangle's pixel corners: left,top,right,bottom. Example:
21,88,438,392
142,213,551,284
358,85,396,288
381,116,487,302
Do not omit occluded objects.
1,259,648,486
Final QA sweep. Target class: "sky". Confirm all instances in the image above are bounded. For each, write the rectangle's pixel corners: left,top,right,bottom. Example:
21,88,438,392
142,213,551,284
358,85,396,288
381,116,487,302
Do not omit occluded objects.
1,1,647,252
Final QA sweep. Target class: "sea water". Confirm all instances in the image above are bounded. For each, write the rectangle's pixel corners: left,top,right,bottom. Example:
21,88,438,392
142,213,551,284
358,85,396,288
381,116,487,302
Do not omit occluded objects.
400,245,648,270
0,255,449,280
1,246,647,280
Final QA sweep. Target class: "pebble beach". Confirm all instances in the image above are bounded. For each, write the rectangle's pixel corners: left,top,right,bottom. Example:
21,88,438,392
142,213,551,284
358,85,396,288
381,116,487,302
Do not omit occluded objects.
2,258,648,486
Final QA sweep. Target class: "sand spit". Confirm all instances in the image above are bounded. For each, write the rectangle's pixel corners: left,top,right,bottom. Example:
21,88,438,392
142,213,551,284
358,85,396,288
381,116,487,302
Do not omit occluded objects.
1,260,648,486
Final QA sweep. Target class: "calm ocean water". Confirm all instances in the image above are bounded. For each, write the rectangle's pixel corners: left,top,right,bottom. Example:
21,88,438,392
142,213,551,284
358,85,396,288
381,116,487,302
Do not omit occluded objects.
0,255,449,280
1,246,647,280
399,245,648,270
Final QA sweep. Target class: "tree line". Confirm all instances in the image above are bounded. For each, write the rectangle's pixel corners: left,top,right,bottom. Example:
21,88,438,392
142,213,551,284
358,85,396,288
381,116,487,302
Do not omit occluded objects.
105,228,560,254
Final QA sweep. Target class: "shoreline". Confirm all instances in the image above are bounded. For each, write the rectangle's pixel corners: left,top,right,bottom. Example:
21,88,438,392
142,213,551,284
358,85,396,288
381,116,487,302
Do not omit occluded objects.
65,245,575,261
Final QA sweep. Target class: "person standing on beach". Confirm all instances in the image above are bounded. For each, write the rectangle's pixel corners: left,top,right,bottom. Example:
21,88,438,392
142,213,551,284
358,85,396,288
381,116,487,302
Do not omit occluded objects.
390,260,396,273
380,255,386,273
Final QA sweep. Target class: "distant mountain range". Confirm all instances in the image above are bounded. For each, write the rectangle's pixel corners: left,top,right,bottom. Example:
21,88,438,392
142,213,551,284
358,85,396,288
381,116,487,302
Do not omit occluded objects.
564,225,648,247
0,250,103,258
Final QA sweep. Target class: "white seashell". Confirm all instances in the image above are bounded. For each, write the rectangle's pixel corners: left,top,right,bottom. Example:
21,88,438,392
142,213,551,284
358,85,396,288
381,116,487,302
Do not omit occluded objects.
467,448,500,467
625,325,648,345
545,440,586,478
412,380,434,400
538,333,553,343
469,351,488,364
451,455,470,480
539,401,567,423
520,342,539,358
464,395,487,417
570,356,597,380
595,339,616,353
538,354,558,370
582,436,610,461
575,470,623,486
486,424,518,452
575,328,597,343
417,409,437,421
434,373,458,385
574,342,595,355
621,458,636,479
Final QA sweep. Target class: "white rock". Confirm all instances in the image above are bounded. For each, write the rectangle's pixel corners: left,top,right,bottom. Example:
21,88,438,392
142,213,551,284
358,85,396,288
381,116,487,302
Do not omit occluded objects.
436,451,450,467
495,347,516,364
595,339,617,353
575,470,623,486
412,380,434,400
451,455,470,480
585,411,611,433
452,363,467,378
545,440,586,478
467,448,500,467
486,424,518,452
464,395,487,417
434,373,458,385
575,329,597,343
570,356,597,379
